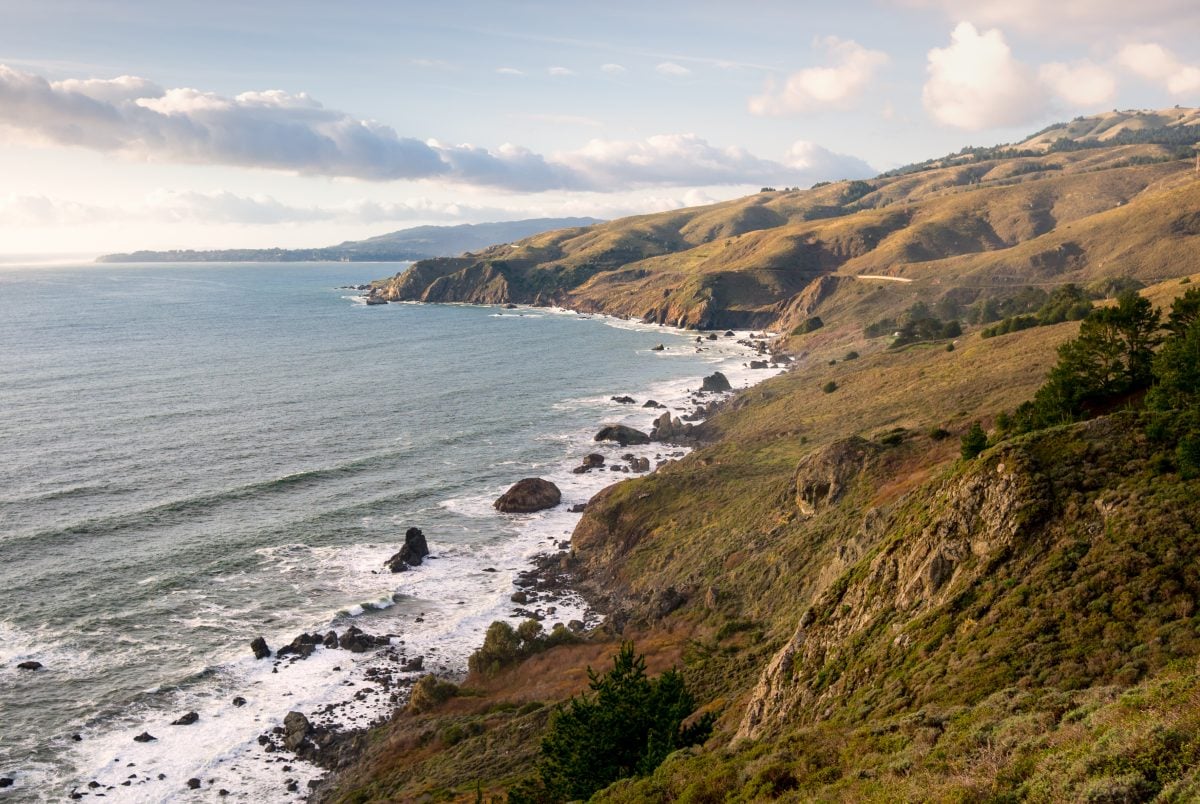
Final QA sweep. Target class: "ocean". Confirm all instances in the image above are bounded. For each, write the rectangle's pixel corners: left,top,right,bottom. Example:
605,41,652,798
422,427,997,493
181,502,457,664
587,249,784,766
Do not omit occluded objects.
0,262,776,801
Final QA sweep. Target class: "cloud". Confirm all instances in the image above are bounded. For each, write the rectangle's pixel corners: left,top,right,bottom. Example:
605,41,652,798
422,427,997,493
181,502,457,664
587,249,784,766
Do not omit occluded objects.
655,62,691,77
1119,42,1200,95
0,64,875,192
1038,60,1118,107
922,22,1046,130
893,0,1200,37
600,63,627,75
749,37,889,116
495,67,525,76
517,113,603,127
548,66,575,76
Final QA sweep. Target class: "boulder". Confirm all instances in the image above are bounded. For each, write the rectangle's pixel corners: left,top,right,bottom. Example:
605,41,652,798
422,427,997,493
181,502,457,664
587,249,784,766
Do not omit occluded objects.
494,478,562,513
384,527,430,572
650,412,693,443
700,372,732,393
630,457,651,472
750,360,769,369
503,303,518,309
133,732,157,743
232,696,247,708
283,711,311,751
725,330,735,336
511,591,530,604
187,778,201,790
340,625,386,653
706,333,718,340
594,424,651,446
0,778,12,788
568,503,587,513
16,660,42,671
171,712,199,726
642,399,665,408
651,344,665,351
250,637,271,660
610,395,636,404
323,631,339,649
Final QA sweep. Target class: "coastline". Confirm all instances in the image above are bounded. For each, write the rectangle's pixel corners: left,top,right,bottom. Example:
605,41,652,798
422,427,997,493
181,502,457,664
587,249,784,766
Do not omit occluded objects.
54,302,787,802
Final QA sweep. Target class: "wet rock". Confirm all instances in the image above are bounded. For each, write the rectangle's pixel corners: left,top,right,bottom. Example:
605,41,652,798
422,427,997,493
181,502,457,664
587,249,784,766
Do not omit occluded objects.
494,478,562,513
133,732,157,743
250,637,271,660
642,399,666,408
629,457,651,472
749,360,769,369
385,527,431,572
568,620,585,632
503,303,518,309
16,660,42,671
511,591,530,604
277,632,322,659
706,333,718,340
340,626,387,653
569,503,587,513
651,344,665,351
650,412,694,443
187,778,201,790
610,395,636,404
283,711,311,751
402,655,424,672
593,424,650,446
725,330,735,336
700,371,732,393
0,778,12,788
232,696,247,708
171,712,199,726
323,631,339,649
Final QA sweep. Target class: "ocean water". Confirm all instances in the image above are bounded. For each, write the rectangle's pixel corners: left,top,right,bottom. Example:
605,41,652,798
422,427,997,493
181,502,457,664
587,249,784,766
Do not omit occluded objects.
0,262,777,801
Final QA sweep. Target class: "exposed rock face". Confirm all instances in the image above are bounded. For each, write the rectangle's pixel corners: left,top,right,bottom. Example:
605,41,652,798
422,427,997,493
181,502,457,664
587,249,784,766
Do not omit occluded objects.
594,425,651,446
283,711,312,751
385,527,430,571
700,371,732,393
494,478,562,513
793,437,884,516
737,437,1054,740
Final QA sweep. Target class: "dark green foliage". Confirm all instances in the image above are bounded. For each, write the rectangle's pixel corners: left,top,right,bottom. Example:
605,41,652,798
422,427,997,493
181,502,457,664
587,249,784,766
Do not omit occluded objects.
929,427,951,440
1165,288,1200,338
408,674,459,713
978,284,1093,337
864,317,897,338
822,381,838,394
468,619,580,678
843,351,859,361
511,643,715,803
960,422,988,459
839,180,874,204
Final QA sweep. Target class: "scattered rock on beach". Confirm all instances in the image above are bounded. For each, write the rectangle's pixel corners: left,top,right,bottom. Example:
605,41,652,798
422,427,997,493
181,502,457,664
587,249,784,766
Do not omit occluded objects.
494,478,562,513
171,712,199,726
701,371,732,393
250,637,271,660
594,424,651,446
283,712,311,751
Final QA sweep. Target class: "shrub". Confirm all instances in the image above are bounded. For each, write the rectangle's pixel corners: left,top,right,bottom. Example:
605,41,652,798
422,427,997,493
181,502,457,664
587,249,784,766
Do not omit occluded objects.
467,619,581,678
511,643,715,803
843,351,859,361
929,427,951,441
408,674,459,713
822,381,838,394
961,422,988,460
792,316,824,335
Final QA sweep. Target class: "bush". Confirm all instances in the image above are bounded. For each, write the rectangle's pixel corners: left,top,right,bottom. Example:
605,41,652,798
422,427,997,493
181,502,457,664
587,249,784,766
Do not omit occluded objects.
929,427,951,441
792,316,824,335
961,422,988,460
512,643,715,803
468,619,581,678
843,351,859,361
408,674,459,713
822,381,838,394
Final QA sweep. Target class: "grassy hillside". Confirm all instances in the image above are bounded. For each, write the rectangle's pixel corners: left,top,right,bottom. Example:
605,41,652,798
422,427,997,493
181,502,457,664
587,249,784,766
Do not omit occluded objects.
321,113,1200,802
374,109,1200,331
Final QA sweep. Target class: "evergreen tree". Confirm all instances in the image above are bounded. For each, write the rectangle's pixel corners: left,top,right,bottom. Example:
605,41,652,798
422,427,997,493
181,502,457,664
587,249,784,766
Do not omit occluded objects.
961,422,988,459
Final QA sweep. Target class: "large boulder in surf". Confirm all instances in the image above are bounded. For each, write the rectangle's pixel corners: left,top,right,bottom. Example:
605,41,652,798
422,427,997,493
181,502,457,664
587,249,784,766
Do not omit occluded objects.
594,424,651,446
283,711,311,751
650,412,694,443
700,371,732,393
494,478,562,513
250,637,271,660
385,527,430,572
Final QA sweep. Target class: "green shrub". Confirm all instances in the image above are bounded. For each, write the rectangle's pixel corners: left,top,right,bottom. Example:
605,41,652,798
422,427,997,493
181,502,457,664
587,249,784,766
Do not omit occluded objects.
822,381,838,394
843,350,859,361
409,674,459,713
961,422,988,460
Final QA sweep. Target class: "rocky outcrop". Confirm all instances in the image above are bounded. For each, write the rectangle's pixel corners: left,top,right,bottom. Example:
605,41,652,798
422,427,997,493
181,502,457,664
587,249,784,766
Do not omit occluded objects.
594,425,651,446
494,478,562,513
385,527,430,571
650,412,695,443
737,438,1054,740
250,637,271,660
793,437,883,516
700,371,732,393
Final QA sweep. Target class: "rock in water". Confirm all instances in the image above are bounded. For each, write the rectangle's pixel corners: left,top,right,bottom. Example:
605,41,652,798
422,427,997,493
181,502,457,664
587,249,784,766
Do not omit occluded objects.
171,712,199,726
133,732,157,743
651,343,665,351
494,478,562,513
250,637,271,660
610,395,636,404
593,424,651,446
385,526,430,572
0,778,13,788
16,660,42,671
749,360,769,369
701,371,732,393
187,778,201,790
283,711,311,751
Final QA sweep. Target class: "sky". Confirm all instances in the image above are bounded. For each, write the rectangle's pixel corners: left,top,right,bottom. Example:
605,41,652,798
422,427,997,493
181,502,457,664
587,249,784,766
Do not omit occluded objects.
1,0,1199,255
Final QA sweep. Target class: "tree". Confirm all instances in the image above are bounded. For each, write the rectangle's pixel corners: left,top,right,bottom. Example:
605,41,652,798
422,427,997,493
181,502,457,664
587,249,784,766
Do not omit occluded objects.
961,422,988,459
1148,318,1200,412
515,643,715,802
1166,287,1200,338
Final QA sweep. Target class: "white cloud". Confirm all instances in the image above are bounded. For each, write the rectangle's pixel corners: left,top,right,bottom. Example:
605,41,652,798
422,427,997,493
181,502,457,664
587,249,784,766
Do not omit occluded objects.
0,64,875,192
922,22,1046,130
495,67,525,76
1118,42,1200,95
894,0,1200,37
655,62,691,77
548,66,575,77
749,37,889,115
600,63,627,75
1039,59,1118,107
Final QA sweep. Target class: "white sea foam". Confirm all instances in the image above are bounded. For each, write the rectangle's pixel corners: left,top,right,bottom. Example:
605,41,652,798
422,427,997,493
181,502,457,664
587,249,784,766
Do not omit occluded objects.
56,317,785,802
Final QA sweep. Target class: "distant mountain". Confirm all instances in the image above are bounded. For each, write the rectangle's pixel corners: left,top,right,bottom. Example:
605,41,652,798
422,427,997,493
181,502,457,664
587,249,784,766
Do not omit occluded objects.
96,217,602,263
